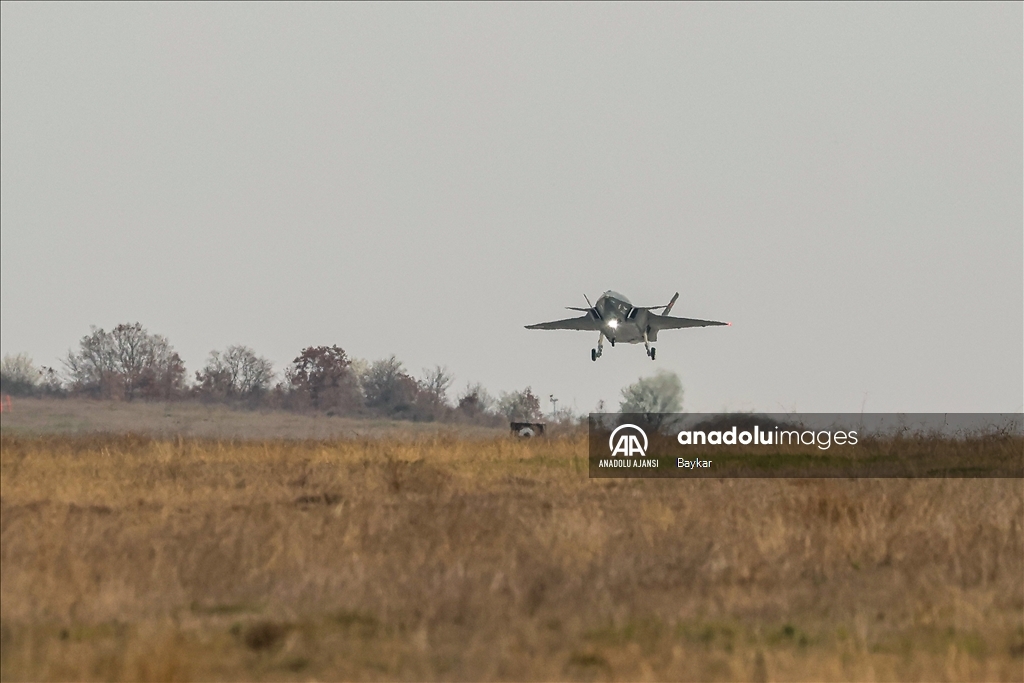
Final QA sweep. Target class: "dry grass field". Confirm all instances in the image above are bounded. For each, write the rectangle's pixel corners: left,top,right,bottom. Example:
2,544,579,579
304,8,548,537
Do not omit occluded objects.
0,397,505,440
0,425,1022,680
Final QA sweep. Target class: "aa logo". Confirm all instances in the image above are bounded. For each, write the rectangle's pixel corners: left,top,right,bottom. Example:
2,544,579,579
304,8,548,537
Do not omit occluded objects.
608,424,648,457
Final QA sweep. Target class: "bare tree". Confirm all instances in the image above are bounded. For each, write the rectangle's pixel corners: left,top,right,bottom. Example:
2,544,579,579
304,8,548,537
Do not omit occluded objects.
362,355,420,417
1,353,40,395
138,332,187,399
194,353,232,401
64,327,120,397
235,348,274,396
497,387,543,422
111,322,151,399
419,365,453,406
64,323,186,400
196,346,274,401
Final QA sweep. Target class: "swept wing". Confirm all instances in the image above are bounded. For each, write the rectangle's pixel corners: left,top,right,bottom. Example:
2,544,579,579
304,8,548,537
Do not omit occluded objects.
525,315,604,331
648,314,729,330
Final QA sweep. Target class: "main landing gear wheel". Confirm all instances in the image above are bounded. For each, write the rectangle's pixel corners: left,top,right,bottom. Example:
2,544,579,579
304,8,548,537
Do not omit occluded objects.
591,348,597,362
650,347,656,360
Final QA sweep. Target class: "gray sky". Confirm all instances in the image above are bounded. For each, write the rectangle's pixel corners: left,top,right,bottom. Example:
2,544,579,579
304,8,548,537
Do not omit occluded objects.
2,3,1021,414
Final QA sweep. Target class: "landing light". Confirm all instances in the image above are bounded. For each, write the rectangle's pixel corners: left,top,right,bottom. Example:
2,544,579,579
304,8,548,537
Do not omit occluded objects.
607,319,619,329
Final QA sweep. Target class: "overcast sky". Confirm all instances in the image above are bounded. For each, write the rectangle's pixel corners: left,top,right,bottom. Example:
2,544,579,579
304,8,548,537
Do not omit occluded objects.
2,3,1021,414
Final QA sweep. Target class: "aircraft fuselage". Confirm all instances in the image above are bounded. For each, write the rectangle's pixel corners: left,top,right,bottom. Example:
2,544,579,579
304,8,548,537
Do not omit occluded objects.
525,288,727,361
591,291,658,344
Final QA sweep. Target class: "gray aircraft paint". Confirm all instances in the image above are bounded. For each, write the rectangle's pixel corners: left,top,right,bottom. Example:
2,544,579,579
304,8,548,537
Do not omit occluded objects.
526,291,728,360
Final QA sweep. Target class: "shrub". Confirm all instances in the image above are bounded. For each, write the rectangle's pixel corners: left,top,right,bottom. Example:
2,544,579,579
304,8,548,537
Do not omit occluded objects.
0,353,40,396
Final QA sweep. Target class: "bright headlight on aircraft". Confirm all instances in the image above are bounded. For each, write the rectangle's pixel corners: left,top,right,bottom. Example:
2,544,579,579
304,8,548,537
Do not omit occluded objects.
607,319,619,329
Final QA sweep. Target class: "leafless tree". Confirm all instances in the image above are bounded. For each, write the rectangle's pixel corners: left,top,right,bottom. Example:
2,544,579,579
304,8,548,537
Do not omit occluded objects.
137,331,186,400
419,365,453,406
497,387,543,422
64,327,119,397
64,323,186,400
362,355,420,417
111,322,151,399
0,353,40,395
196,346,274,401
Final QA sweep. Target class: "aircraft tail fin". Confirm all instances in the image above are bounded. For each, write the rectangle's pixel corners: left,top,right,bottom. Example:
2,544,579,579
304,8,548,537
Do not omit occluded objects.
662,292,680,315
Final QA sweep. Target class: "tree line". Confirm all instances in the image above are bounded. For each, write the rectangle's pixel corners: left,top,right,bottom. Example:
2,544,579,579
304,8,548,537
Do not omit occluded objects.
0,322,547,424
2,322,685,424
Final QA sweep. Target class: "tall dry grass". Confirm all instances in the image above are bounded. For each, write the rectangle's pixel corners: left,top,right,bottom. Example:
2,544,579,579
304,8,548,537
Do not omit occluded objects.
1,432,1021,681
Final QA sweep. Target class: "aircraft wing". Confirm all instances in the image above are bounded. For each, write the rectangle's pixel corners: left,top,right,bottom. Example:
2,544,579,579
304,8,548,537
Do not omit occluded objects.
525,315,604,331
648,314,729,330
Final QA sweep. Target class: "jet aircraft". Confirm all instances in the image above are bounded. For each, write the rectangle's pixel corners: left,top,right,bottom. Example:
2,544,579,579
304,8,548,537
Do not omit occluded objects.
526,290,729,361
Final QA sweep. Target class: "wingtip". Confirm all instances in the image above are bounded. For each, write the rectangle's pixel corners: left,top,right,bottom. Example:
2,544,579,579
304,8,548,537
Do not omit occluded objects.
727,322,732,326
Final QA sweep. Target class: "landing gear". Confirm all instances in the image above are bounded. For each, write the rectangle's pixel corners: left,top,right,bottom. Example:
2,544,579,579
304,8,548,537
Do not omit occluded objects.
591,348,597,362
643,328,655,360
592,331,605,361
